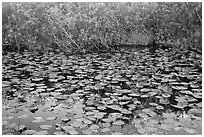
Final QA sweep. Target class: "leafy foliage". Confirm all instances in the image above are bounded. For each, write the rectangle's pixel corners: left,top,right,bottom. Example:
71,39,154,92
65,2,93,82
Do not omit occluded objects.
2,2,202,53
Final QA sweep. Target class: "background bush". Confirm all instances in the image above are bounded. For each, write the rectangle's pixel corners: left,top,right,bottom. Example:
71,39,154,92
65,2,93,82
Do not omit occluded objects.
2,2,202,54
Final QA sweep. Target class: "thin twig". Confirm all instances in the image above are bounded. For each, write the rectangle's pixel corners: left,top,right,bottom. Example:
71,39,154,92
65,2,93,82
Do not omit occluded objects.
195,11,201,23
62,27,81,50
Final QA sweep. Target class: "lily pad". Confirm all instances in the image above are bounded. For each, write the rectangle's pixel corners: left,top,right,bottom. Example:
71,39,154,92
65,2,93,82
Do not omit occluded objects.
34,131,48,135
40,125,52,130
83,119,92,124
32,78,43,82
85,106,96,110
102,122,111,128
140,88,151,92
188,108,202,117
8,122,17,128
89,124,100,130
71,122,82,127
180,90,192,95
112,120,125,125
82,129,92,135
46,116,57,121
2,120,9,126
22,130,37,135
95,112,107,119
156,105,164,110
94,83,103,90
55,95,67,100
101,127,110,132
141,93,149,98
61,118,71,123
183,128,196,134
18,114,29,119
62,126,74,132
128,93,140,97
111,132,123,135
97,106,107,110
53,131,66,135
149,102,158,107
69,130,79,135
107,105,121,110
32,117,44,123
119,109,131,115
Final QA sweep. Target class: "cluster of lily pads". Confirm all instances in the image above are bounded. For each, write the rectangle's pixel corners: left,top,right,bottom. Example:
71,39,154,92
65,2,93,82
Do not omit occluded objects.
2,47,202,135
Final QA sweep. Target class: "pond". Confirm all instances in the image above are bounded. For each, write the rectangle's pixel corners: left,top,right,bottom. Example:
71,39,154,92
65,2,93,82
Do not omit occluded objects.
2,48,202,135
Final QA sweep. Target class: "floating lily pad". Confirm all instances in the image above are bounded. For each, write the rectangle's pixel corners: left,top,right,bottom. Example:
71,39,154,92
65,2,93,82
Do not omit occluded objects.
85,106,96,110
180,90,192,95
50,92,62,96
8,122,17,128
94,83,103,90
171,104,184,109
69,130,79,135
61,118,71,123
109,113,123,118
53,131,66,135
141,94,149,98
183,128,196,134
102,122,111,128
122,89,132,93
2,120,9,126
140,88,151,92
107,105,121,110
111,132,123,135
118,95,132,100
120,108,132,114
32,78,43,82
40,125,52,130
95,112,107,119
83,119,92,124
34,131,48,135
22,130,37,135
192,93,202,99
112,120,125,126
18,114,29,119
156,105,164,110
82,129,92,135
37,86,47,89
55,95,67,100
46,88,55,92
62,126,74,132
46,116,57,121
188,108,202,117
112,92,122,96
171,86,188,90
97,106,107,110
71,122,82,127
101,127,110,132
36,88,45,92
89,124,100,130
32,117,44,123
128,93,140,97
162,93,171,98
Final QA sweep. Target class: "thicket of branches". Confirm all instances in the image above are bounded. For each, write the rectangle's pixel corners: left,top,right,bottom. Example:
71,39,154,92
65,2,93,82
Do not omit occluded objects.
2,2,202,54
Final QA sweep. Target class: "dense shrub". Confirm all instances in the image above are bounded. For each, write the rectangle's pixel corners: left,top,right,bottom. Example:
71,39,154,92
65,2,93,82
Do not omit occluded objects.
2,2,202,54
